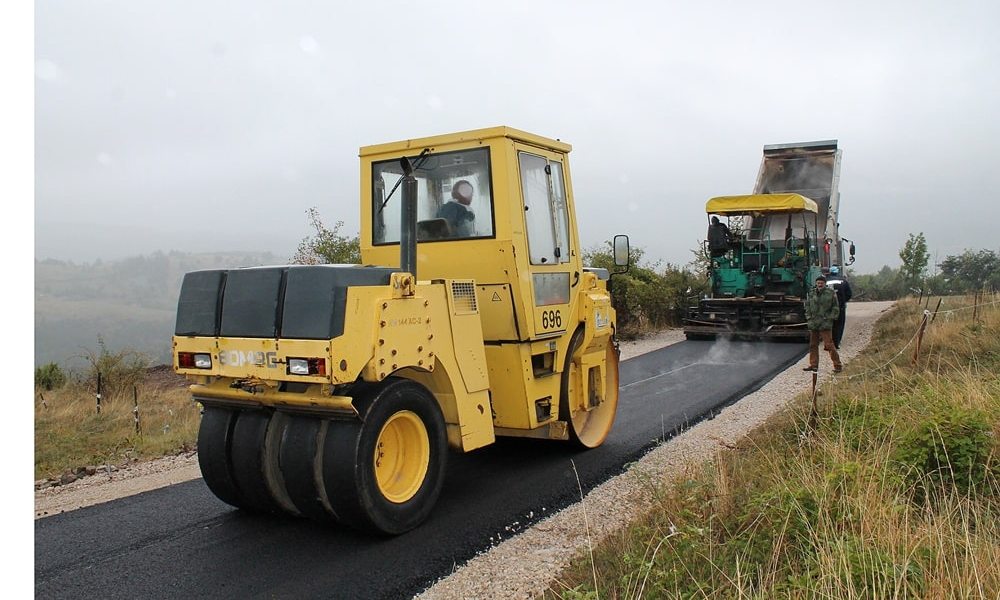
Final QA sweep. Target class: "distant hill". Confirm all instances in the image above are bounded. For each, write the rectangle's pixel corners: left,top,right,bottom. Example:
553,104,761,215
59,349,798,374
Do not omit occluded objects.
34,251,286,370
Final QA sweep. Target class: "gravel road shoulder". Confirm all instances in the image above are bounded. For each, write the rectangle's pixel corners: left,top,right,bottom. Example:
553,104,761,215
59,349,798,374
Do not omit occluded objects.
34,302,894,599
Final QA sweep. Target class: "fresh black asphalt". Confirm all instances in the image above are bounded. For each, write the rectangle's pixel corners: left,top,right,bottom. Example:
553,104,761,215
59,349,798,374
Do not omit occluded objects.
35,339,805,599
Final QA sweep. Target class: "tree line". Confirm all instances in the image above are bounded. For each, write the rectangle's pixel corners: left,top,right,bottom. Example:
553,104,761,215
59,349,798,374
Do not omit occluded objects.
851,232,1000,300
35,210,998,386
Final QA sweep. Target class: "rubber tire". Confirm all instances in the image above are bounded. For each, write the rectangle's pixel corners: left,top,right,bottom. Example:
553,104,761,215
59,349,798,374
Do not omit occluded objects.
559,329,620,449
260,412,301,517
229,410,284,514
278,415,337,521
321,378,447,535
197,406,246,509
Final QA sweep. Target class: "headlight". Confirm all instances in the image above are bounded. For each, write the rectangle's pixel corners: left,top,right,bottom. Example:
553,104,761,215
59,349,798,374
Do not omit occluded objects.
288,358,310,375
287,358,326,376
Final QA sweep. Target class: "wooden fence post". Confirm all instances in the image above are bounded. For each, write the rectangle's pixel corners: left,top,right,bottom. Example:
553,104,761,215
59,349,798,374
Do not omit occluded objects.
133,386,141,435
930,298,943,324
911,310,930,366
808,371,819,431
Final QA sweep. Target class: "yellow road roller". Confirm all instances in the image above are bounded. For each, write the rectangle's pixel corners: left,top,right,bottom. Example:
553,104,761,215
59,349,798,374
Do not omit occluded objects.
173,127,629,534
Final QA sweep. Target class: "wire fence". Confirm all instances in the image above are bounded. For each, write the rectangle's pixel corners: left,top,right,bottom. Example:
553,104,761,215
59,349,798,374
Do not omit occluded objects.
38,375,146,436
840,294,998,381
805,294,996,428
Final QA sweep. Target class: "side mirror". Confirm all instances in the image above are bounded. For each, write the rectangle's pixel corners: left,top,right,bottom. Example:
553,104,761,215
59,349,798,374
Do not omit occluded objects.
613,234,630,271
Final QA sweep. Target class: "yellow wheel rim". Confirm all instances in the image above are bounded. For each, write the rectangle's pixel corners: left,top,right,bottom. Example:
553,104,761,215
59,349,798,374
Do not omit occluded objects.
569,339,620,448
374,410,430,504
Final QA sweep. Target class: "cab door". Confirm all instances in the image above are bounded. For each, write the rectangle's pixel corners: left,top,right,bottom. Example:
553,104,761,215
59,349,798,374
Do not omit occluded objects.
516,147,574,339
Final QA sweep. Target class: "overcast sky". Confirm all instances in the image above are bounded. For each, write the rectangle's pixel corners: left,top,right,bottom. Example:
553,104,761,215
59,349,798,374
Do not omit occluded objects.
33,0,1000,273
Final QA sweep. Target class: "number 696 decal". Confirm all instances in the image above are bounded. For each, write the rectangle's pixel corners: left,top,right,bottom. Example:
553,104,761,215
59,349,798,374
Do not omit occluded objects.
541,309,563,329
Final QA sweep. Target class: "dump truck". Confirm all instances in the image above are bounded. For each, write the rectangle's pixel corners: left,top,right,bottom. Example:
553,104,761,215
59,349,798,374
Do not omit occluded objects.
683,140,855,340
172,127,629,534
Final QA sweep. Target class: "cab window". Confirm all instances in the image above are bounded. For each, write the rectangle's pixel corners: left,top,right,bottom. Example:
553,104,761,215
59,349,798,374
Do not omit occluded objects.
519,152,570,265
372,148,494,244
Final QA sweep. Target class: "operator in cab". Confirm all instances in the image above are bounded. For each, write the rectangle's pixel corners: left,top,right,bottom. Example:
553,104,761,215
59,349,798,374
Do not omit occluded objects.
707,215,732,257
437,179,476,238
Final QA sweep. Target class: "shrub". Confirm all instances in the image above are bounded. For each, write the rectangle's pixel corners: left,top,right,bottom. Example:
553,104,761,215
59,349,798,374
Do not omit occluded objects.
35,362,67,390
292,208,361,265
583,242,708,337
739,484,819,559
893,406,995,500
832,536,926,597
78,336,150,402
829,394,903,453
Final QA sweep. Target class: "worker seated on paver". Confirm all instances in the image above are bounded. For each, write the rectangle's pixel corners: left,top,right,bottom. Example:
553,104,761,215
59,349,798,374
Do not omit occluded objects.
707,216,732,257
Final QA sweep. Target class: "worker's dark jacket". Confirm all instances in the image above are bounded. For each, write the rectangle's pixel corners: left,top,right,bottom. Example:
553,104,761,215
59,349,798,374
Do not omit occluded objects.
804,286,840,331
827,277,853,306
707,223,731,255
437,201,475,237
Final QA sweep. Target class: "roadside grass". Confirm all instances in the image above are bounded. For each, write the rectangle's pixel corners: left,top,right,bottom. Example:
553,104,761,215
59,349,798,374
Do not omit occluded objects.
34,375,200,480
549,296,1000,599
617,319,671,342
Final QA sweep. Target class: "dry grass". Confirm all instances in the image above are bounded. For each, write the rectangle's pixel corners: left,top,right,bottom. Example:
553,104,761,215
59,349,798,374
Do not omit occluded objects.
549,294,1000,599
34,374,200,480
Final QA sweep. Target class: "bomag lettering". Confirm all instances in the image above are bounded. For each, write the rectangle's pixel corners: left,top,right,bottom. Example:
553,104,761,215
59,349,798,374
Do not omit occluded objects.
218,350,278,368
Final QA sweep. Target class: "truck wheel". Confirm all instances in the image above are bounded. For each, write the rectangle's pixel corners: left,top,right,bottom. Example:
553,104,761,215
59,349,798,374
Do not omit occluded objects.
197,406,246,509
560,330,620,448
321,378,447,535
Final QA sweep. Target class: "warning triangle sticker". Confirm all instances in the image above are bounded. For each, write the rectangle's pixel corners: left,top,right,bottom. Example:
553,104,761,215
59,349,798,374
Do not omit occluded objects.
491,292,502,302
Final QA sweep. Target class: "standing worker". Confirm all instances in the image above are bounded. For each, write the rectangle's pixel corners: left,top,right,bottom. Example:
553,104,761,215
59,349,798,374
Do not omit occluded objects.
803,275,843,373
826,266,853,348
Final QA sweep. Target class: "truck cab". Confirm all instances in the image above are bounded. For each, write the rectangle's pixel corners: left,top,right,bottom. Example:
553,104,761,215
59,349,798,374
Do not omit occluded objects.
363,127,583,343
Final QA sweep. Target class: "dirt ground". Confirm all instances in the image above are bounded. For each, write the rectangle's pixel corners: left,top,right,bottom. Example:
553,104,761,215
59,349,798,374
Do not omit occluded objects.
34,302,894,598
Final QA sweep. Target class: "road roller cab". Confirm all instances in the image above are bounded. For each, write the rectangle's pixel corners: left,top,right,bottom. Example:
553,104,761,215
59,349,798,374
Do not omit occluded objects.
173,127,628,534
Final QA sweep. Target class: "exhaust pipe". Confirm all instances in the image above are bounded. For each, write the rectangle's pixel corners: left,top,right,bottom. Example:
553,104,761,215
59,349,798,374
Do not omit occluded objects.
399,158,417,278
